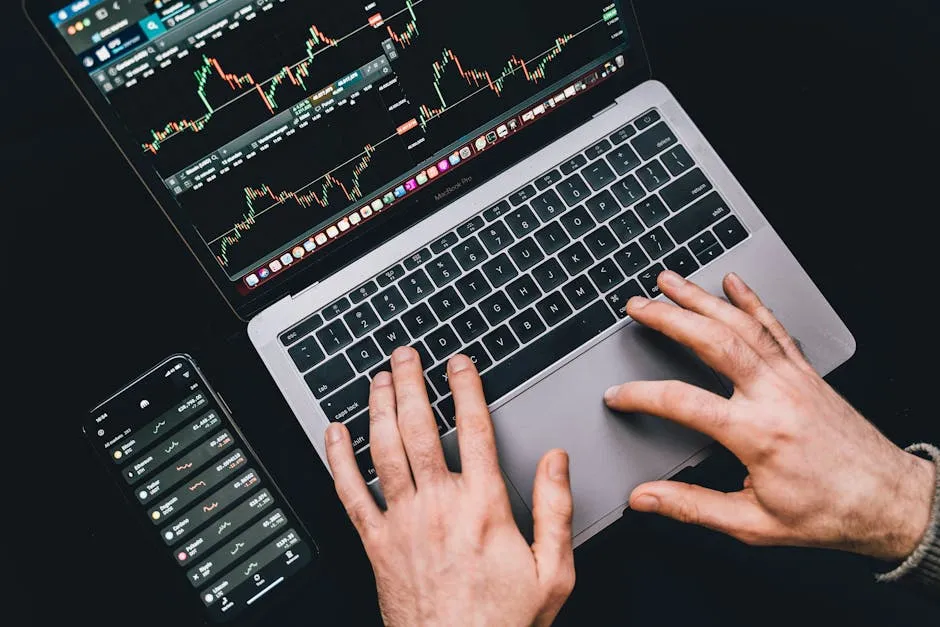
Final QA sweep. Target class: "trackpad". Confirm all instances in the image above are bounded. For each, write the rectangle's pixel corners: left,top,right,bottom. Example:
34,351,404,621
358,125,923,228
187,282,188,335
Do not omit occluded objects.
490,322,725,540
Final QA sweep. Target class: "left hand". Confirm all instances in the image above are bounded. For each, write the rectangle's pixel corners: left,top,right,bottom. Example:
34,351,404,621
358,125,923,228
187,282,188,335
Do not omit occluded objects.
325,347,576,627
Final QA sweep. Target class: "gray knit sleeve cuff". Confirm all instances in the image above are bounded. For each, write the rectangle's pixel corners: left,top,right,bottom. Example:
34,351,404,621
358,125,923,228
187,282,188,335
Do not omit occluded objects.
875,443,940,592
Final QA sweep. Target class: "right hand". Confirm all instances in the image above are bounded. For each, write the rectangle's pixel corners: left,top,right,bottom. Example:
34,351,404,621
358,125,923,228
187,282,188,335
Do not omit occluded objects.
604,270,935,561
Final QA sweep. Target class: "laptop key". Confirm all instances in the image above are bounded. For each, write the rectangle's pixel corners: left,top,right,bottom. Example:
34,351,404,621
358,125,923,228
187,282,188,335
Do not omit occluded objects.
483,200,512,222
372,286,408,321
689,232,725,265
631,122,678,160
355,447,378,483
609,209,644,243
369,342,434,379
455,270,492,305
660,168,713,211
403,248,432,271
534,222,570,255
483,325,520,361
478,221,514,254
581,160,616,191
635,110,661,130
436,396,456,422
320,377,370,423
584,225,618,259
638,263,666,296
557,174,591,206
457,216,486,238
559,154,587,175
560,206,596,239
662,145,694,176
280,313,324,347
530,189,566,221
532,258,568,292
663,247,700,278
345,411,369,451
664,192,731,244
606,280,646,318
639,227,676,260
588,258,625,293
585,190,620,222
506,275,542,309
637,160,671,192
323,297,351,321
344,303,381,338
316,319,353,355
460,342,493,374
606,144,643,176
534,169,563,190
480,302,616,403
505,206,540,237
609,124,637,145
400,268,434,304
305,354,355,398
452,236,489,270
558,241,594,275
377,264,405,287
288,337,325,373
635,196,670,228
715,215,749,249
585,138,612,160
350,281,379,304
479,291,516,326
453,308,489,343
509,185,537,206
426,325,461,361
509,308,547,344
536,291,574,326
375,319,411,356
429,286,465,321
426,252,463,287
613,243,650,276
562,275,599,310
509,237,545,272
611,175,646,207
430,232,459,254
428,362,453,396
481,254,517,289
401,303,436,338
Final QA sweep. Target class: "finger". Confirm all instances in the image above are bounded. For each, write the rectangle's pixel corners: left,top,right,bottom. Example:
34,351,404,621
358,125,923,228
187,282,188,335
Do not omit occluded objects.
390,347,448,484
722,273,817,374
324,423,384,541
448,354,502,483
368,371,414,503
657,271,786,363
630,481,784,545
604,380,739,447
626,295,767,387
531,450,576,623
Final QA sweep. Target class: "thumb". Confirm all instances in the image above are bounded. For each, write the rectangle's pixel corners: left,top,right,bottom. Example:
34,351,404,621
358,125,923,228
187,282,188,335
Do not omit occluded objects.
531,450,576,625
630,480,775,544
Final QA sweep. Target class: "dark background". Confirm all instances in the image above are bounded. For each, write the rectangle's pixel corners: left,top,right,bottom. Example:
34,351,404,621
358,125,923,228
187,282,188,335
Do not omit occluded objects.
9,0,938,624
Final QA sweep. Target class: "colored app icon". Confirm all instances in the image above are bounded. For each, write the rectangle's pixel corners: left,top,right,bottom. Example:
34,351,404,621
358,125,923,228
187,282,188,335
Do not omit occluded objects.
315,233,328,245
394,185,407,198
245,274,259,287
475,136,487,150
349,212,362,225
459,146,472,159
486,131,497,144
338,218,350,232
303,239,316,252
449,152,460,166
280,253,294,265
416,172,429,185
269,260,283,272
371,199,384,211
405,178,418,192
292,246,305,258
258,268,271,279
496,124,508,138
360,206,373,218
383,192,395,205
427,165,439,179
437,159,450,173
326,225,340,238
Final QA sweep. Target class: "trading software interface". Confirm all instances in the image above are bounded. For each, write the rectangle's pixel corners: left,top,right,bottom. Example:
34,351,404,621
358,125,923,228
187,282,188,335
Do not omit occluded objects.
51,0,628,291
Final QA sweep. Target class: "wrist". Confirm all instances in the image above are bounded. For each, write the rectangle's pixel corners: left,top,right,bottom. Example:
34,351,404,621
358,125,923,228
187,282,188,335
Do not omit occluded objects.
869,451,936,561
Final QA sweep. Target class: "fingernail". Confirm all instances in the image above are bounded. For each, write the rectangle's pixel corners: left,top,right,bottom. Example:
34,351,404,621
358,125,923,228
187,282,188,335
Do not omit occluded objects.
449,354,472,373
392,346,415,365
727,272,746,291
326,423,343,444
604,385,620,403
372,371,392,387
627,296,649,310
548,452,569,481
659,270,684,289
632,494,660,512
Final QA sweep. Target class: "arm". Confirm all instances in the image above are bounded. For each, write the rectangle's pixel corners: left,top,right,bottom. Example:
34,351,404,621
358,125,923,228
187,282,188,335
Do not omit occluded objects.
603,270,938,591
324,348,576,626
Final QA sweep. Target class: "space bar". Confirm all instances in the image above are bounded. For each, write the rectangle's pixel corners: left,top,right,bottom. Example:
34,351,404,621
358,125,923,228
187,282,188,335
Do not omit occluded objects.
480,301,616,404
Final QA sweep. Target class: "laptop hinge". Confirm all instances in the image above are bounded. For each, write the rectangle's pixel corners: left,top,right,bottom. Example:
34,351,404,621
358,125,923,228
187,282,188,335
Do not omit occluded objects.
592,100,618,118
293,281,321,300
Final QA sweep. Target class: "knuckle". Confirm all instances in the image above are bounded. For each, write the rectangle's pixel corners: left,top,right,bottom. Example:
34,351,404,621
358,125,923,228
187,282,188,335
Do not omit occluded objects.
552,564,576,599
674,497,701,525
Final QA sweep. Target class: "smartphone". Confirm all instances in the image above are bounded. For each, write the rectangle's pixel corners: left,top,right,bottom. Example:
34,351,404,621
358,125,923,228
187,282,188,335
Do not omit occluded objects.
84,354,318,623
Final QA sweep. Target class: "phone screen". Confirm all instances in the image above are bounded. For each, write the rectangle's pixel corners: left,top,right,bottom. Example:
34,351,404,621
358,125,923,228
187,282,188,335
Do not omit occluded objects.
84,355,316,623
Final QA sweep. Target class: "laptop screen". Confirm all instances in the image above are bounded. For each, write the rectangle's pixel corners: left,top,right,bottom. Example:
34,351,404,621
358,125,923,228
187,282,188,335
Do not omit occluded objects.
48,0,630,296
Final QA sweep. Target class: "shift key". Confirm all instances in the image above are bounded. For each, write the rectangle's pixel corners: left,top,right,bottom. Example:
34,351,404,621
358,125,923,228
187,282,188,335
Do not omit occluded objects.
664,192,731,245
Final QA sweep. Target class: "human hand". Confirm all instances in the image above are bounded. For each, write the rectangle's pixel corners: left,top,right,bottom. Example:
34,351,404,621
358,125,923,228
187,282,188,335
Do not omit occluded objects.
605,270,935,561
325,347,575,626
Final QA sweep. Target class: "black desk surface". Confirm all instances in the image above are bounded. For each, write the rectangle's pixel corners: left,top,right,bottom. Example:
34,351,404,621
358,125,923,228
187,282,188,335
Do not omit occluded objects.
10,0,937,624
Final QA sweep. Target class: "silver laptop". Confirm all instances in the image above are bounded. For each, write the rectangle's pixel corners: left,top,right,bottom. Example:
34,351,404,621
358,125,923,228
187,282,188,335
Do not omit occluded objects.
28,0,855,546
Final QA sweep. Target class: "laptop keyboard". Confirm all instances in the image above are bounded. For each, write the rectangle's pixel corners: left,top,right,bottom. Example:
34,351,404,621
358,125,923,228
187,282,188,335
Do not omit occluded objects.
278,109,750,484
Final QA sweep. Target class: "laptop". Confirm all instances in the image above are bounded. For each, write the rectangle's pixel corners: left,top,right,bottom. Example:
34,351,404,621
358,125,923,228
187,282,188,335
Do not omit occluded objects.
27,0,855,545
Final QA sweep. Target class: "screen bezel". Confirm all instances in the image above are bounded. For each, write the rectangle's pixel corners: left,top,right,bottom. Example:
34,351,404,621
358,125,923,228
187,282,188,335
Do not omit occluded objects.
24,0,652,321
82,353,320,624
